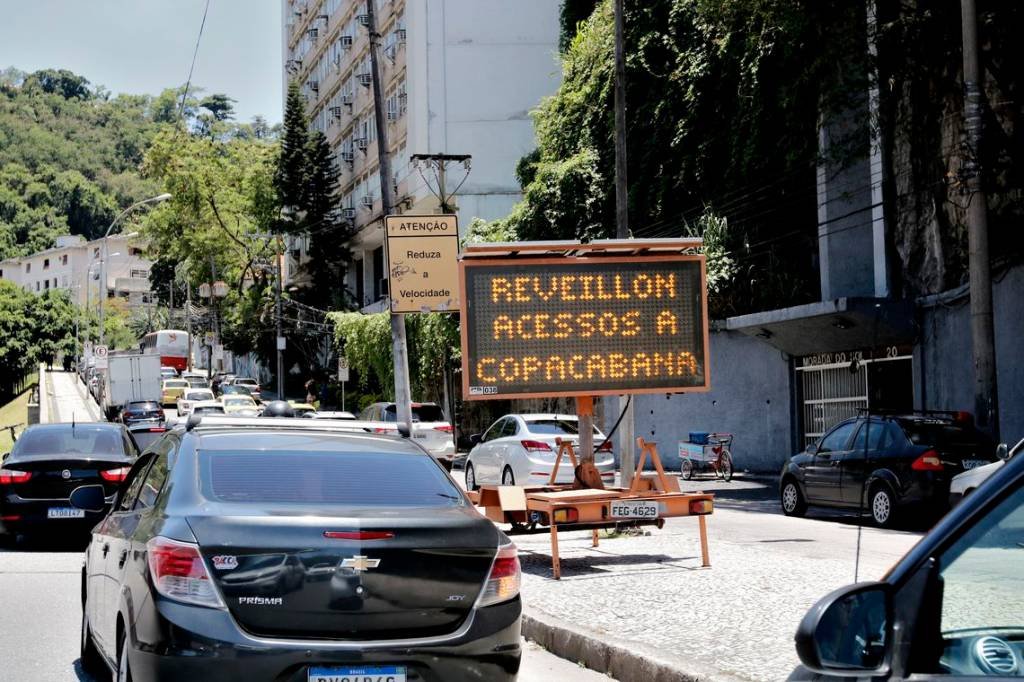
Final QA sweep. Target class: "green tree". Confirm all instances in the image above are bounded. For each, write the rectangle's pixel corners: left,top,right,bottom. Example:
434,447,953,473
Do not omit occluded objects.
274,82,309,214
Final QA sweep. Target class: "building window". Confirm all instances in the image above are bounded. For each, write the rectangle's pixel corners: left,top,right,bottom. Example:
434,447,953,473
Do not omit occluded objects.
93,247,100,258
0,269,4,278
356,258,365,305
61,254,68,265
25,263,31,273
372,247,384,300
130,269,149,279
35,282,40,291
43,258,50,269
129,247,143,256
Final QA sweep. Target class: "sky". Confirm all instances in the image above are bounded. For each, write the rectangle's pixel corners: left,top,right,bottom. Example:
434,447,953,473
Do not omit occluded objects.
0,0,283,123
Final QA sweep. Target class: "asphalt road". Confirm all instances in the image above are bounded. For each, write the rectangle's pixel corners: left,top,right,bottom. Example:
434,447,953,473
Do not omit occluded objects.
0,536,608,682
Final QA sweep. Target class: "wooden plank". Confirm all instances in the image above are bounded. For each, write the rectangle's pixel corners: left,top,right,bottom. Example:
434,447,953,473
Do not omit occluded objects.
496,485,528,511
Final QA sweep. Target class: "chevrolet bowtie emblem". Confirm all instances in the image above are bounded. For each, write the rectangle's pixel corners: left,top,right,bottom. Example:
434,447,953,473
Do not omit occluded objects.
341,555,381,573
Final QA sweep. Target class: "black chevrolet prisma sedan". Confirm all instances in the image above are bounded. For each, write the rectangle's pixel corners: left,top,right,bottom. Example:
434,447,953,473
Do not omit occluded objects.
76,416,522,682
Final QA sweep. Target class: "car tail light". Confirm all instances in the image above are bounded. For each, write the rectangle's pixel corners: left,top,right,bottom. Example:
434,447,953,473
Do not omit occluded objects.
433,425,453,433
521,440,552,453
912,450,944,471
0,469,32,485
689,499,714,515
324,530,395,540
552,507,579,523
476,542,520,607
146,536,224,608
100,467,131,482
373,427,396,434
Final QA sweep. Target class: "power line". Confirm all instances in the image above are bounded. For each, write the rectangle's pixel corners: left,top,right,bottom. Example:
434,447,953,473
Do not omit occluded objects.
176,0,212,132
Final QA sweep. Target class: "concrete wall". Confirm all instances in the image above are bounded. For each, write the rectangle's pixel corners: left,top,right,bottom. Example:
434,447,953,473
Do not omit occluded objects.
619,329,794,474
916,263,1024,445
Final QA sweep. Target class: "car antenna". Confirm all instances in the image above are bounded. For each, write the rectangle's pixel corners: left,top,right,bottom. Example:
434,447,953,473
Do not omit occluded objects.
854,303,883,583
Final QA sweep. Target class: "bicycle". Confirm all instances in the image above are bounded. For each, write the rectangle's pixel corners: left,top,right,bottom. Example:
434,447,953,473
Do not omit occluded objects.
680,432,734,482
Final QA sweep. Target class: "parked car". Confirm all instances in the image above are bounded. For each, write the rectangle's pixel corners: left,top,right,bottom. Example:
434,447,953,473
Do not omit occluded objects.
160,378,190,408
176,389,216,416
464,414,616,489
159,366,178,379
189,400,226,416
360,402,457,467
221,394,258,414
118,400,164,426
0,423,138,541
949,437,1023,506
790,438,1024,680
228,376,261,401
76,415,522,681
780,411,997,527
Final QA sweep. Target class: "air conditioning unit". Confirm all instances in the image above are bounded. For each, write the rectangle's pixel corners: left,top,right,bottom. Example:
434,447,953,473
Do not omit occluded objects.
329,106,343,118
286,59,302,74
340,34,353,48
341,92,354,105
361,195,374,208
356,14,369,27
357,73,372,87
316,13,328,24
355,137,368,150
342,207,356,219
308,80,319,93
386,110,399,121
341,150,355,162
395,28,407,44
307,27,319,39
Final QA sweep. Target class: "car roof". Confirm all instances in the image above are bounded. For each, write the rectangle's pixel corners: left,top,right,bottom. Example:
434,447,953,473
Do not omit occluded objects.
23,422,123,433
518,414,579,421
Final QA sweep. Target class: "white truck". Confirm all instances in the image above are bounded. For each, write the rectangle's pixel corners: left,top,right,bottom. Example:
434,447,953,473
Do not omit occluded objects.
102,353,163,421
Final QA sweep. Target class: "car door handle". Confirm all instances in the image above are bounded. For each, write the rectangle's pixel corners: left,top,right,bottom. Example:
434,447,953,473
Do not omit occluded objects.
830,460,841,467
101,543,110,558
118,550,128,568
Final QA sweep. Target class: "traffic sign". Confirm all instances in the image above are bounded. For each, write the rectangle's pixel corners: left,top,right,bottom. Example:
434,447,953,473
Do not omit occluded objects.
384,215,460,313
94,345,108,370
338,357,350,382
459,248,709,400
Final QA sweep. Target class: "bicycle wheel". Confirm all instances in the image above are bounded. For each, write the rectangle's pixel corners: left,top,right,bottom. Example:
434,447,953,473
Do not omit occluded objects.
681,458,694,480
720,452,733,482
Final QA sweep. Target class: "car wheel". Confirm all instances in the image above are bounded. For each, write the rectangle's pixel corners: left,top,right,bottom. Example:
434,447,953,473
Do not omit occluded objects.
117,631,134,682
465,463,478,491
80,603,103,675
869,484,897,528
781,479,807,517
681,459,694,480
501,466,515,486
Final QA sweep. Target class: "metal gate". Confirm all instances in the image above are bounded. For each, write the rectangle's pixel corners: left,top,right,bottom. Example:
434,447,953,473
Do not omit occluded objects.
796,352,913,448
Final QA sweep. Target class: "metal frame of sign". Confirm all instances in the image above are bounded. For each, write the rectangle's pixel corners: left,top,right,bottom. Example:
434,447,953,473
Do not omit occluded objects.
458,246,711,401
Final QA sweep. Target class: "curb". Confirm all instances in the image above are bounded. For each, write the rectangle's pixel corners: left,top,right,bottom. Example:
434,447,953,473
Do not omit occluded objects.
523,608,748,682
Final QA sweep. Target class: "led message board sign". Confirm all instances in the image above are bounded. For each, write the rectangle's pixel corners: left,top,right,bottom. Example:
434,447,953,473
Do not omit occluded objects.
459,255,709,400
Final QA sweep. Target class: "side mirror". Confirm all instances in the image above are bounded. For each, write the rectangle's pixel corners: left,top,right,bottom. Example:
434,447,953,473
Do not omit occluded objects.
69,484,107,513
469,434,482,445
996,443,1010,461
795,582,890,676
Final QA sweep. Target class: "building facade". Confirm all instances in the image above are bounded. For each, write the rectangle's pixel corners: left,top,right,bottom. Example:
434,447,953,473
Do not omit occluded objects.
0,234,153,309
281,0,561,309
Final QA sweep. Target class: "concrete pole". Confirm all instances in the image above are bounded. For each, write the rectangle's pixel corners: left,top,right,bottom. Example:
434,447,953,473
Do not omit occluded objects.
98,237,108,346
367,0,413,430
185,278,193,371
276,236,285,399
614,0,636,481
960,0,999,438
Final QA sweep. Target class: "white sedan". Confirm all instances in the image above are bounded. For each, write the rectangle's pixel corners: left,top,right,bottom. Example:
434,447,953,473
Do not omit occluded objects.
464,414,616,489
176,389,215,416
950,437,1022,505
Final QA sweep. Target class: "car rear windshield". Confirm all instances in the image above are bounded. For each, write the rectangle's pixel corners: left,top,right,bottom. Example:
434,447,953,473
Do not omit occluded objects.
899,420,991,450
201,450,462,507
127,401,160,411
383,404,445,422
194,406,225,415
187,379,209,388
130,428,168,451
13,426,129,460
164,380,188,388
526,419,603,436
185,392,211,400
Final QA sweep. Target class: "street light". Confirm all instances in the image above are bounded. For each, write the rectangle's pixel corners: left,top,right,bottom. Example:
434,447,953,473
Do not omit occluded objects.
98,193,171,346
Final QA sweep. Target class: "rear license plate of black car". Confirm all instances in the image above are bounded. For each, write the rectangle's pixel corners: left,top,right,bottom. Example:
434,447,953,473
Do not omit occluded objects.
308,666,407,682
47,507,85,519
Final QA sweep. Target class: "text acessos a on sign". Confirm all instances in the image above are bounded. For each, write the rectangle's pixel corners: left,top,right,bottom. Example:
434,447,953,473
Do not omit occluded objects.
459,255,709,399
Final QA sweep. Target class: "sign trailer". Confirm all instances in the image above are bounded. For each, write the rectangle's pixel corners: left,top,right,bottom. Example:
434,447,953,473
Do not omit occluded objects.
459,240,716,579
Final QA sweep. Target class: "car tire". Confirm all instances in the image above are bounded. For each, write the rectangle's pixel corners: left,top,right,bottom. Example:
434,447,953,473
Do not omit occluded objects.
80,603,103,675
681,459,694,480
869,484,897,528
781,479,807,517
117,631,134,682
501,466,515,486
465,463,478,491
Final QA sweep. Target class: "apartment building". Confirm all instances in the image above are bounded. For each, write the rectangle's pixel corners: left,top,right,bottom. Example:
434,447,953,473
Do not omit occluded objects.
0,234,153,308
281,0,561,309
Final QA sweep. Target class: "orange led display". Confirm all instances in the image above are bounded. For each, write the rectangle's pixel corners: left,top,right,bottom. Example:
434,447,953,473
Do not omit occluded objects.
459,255,710,400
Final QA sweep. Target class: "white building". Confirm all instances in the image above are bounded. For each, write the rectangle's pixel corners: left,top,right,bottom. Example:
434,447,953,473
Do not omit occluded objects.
0,234,153,308
281,0,561,309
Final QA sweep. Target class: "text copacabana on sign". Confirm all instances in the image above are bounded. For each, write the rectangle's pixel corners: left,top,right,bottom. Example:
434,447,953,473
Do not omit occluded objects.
459,255,709,399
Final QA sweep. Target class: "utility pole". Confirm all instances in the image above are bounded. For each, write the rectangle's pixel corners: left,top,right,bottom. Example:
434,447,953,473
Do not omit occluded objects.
613,0,636,479
410,154,471,214
275,235,285,400
960,0,999,438
185,279,193,371
366,0,413,430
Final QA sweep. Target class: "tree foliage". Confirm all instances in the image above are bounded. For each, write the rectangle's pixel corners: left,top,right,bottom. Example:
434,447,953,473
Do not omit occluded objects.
0,282,80,396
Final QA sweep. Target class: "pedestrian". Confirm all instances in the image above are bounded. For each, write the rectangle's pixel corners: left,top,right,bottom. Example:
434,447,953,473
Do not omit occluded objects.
304,378,317,405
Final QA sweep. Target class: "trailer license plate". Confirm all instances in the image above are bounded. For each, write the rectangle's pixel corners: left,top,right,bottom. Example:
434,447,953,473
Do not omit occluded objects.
47,507,85,519
962,459,987,470
308,666,406,682
609,501,659,519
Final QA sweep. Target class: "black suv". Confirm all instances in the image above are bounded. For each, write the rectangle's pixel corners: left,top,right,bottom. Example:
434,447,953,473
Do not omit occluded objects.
780,412,996,527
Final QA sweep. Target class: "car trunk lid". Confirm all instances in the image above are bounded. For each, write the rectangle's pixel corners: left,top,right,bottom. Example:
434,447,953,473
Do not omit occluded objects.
3,457,131,499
